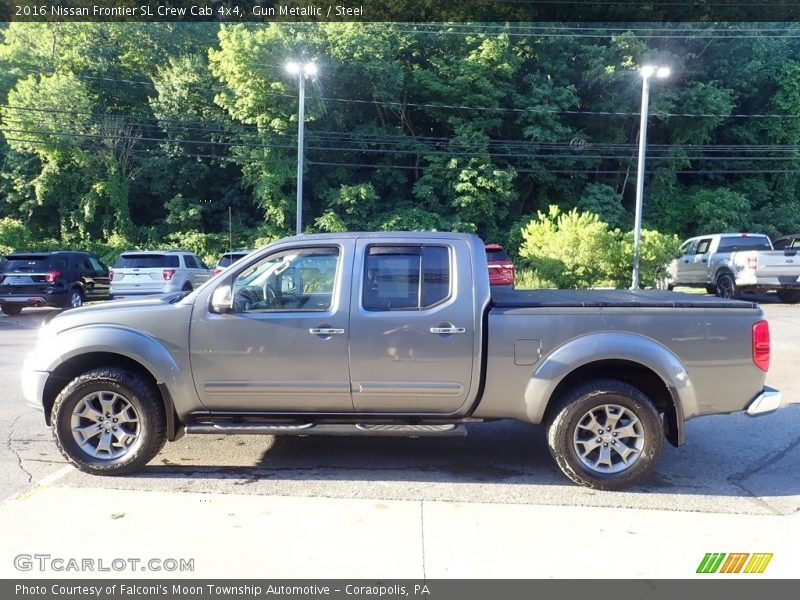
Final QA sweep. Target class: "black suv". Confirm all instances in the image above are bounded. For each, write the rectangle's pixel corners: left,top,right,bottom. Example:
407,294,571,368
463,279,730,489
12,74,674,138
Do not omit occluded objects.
0,251,111,315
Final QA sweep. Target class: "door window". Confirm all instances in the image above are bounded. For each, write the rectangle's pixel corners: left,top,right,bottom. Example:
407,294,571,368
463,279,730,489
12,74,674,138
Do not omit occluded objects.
363,245,451,311
231,247,339,312
695,239,712,254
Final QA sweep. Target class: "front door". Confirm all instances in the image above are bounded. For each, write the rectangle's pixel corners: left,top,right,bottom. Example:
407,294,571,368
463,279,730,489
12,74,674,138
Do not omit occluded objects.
189,242,353,412
347,239,476,414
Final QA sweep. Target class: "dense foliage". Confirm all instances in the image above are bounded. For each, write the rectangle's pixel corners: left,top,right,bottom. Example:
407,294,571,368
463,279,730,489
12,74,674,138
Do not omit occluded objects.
1,22,799,279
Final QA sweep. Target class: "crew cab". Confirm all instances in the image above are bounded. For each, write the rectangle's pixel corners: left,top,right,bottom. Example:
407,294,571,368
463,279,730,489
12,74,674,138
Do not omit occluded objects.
21,233,792,490
664,233,800,303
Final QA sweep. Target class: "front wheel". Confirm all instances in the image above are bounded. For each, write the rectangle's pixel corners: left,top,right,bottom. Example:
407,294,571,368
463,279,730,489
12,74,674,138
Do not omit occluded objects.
547,379,664,490
51,368,166,475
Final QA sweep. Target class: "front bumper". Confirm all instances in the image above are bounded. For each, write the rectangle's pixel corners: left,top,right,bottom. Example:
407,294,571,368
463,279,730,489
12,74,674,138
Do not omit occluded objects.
21,359,49,415
745,386,795,417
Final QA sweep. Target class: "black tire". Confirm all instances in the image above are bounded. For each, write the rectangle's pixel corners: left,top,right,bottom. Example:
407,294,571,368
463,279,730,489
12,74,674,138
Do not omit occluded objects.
705,285,718,295
546,379,664,491
715,272,741,300
1,304,23,316
63,287,84,309
51,368,166,475
182,282,193,292
777,289,800,304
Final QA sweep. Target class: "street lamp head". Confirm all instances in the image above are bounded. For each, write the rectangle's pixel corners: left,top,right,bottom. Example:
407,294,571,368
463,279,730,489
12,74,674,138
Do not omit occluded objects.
640,65,656,78
303,62,318,77
656,66,671,79
285,61,301,75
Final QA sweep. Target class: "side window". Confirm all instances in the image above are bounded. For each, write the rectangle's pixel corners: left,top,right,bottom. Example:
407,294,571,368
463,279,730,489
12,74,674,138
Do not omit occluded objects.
363,245,451,311
773,239,787,250
88,257,105,272
183,255,199,269
232,247,339,312
679,241,695,256
695,239,712,255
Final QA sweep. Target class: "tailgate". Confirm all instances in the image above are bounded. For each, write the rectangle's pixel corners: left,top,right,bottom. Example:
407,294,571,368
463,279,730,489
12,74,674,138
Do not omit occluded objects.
754,251,800,281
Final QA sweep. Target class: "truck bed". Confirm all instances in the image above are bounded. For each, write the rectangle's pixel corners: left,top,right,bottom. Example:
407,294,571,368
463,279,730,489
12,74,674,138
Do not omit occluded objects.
491,288,758,309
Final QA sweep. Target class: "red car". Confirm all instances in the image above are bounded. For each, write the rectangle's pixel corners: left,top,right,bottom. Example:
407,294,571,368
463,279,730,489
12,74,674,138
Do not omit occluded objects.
485,243,515,287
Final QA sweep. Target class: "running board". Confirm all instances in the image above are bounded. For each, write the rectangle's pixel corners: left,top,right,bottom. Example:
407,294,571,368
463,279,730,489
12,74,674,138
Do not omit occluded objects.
184,423,467,437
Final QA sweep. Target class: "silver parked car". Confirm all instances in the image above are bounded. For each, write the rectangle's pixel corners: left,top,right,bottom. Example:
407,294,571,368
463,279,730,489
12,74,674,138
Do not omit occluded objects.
110,250,212,298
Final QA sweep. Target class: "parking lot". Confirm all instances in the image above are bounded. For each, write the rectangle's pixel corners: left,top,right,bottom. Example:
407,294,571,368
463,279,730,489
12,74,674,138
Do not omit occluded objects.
0,300,798,578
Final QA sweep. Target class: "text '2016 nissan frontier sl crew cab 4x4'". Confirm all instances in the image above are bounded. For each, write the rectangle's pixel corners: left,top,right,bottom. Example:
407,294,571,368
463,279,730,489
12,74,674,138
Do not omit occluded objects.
21,233,794,490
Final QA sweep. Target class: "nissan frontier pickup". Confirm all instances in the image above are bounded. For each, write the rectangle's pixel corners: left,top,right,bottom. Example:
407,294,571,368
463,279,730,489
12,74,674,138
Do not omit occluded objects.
20,232,791,489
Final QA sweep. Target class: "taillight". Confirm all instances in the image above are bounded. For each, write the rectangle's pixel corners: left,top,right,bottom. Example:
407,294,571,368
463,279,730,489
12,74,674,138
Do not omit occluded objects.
44,271,60,283
746,256,758,270
109,268,114,282
752,320,770,372
162,269,176,281
213,267,223,276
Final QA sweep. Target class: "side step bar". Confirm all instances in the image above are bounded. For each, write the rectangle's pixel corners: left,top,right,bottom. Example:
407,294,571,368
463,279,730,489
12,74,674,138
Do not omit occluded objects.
184,423,467,437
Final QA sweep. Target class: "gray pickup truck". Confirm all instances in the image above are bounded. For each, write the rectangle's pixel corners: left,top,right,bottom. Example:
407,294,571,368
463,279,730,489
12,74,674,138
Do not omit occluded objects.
21,232,791,490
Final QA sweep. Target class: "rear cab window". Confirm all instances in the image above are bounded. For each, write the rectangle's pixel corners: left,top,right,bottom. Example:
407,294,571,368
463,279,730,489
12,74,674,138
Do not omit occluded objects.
363,245,451,311
717,236,772,252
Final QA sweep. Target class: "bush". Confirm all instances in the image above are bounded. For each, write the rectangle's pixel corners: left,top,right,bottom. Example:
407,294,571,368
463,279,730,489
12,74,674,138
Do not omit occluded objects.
517,205,681,289
518,206,616,288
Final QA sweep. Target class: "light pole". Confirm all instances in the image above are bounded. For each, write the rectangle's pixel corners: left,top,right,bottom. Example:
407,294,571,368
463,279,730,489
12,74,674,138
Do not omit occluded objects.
631,64,670,289
286,60,318,235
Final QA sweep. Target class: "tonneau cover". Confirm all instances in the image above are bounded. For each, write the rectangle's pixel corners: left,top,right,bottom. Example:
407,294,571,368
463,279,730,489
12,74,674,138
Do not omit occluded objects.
491,288,759,309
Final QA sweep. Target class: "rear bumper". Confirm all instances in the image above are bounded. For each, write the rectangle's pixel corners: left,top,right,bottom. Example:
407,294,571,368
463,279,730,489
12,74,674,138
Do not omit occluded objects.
745,386,794,417
735,274,800,289
0,291,65,307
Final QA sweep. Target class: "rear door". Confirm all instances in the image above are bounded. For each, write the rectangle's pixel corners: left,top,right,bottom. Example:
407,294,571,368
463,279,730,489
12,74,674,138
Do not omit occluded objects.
348,238,476,413
85,255,110,300
185,254,211,288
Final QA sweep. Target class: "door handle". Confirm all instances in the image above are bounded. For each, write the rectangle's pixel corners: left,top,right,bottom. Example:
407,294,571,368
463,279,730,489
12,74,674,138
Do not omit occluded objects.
701,259,707,263
430,326,466,334
309,328,345,335
683,260,689,263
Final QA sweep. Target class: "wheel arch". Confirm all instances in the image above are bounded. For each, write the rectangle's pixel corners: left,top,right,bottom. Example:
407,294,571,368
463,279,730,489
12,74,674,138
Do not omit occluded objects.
542,360,684,447
526,332,697,447
42,352,181,441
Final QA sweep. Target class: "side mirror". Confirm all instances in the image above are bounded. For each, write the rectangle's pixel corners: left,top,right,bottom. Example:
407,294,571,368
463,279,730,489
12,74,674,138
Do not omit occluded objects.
210,285,233,313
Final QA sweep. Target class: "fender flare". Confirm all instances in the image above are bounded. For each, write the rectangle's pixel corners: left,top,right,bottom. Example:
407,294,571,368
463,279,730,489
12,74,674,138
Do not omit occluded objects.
525,332,698,425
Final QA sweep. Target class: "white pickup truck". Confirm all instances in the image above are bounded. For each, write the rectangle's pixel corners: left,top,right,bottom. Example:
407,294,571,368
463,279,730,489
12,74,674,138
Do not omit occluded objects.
664,233,800,302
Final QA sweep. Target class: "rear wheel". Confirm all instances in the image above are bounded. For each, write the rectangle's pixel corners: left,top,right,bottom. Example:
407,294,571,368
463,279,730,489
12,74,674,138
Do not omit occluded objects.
51,368,166,475
1,304,23,316
63,287,84,309
715,272,741,300
777,289,800,304
547,379,664,490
